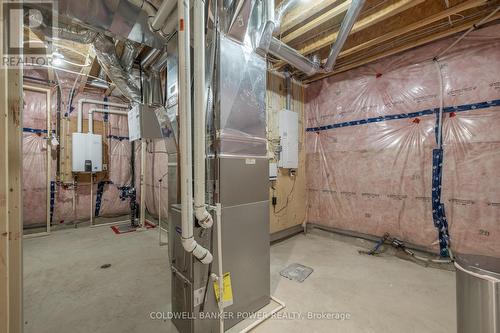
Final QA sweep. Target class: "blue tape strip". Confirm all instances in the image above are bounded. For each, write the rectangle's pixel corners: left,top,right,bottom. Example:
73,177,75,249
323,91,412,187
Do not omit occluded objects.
432,149,450,257
65,90,77,117
23,127,57,134
94,180,113,217
50,181,55,223
306,99,500,132
103,96,109,122
23,127,48,134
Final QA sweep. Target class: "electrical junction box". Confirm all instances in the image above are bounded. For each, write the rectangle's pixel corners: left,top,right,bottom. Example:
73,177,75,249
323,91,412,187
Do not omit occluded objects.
269,162,278,180
278,109,299,169
72,133,102,172
128,104,163,142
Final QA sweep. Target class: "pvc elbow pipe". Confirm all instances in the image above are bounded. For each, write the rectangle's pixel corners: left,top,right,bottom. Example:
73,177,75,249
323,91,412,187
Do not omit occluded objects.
193,0,213,230
195,207,214,228
88,108,129,133
178,0,213,264
149,0,176,32
77,99,128,133
182,237,213,264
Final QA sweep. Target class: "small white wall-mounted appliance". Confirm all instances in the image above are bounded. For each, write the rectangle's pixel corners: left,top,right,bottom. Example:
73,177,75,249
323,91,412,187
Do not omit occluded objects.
278,109,299,169
71,133,103,172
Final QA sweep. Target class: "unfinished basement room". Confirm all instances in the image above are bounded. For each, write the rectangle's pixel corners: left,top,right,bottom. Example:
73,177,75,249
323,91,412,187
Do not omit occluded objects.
1,0,500,332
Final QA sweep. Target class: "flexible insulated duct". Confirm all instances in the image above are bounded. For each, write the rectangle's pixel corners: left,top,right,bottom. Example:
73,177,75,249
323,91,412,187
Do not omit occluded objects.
120,39,141,72
93,34,142,103
31,16,142,103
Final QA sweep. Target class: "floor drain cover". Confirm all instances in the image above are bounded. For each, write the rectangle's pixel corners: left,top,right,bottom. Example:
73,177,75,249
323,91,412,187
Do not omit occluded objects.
280,263,313,282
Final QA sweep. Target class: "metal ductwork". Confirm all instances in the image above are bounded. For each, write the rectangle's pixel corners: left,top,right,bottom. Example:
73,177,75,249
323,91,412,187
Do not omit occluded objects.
120,40,141,72
30,13,142,102
25,0,167,49
227,0,257,43
258,0,365,76
324,0,365,71
141,48,162,68
148,52,169,106
258,20,320,76
268,36,320,76
93,34,142,103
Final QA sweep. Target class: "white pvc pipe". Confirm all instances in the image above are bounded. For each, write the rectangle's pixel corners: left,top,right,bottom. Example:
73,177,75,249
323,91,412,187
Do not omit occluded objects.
160,8,178,38
140,140,146,228
434,60,444,149
149,0,176,32
267,0,275,23
158,178,162,244
215,203,224,333
87,108,128,134
178,0,213,264
77,98,128,133
193,0,213,229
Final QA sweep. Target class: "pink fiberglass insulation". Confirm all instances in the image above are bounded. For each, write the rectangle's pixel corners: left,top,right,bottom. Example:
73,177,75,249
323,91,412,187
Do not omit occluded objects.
23,68,167,227
144,139,169,219
22,89,50,227
304,24,500,257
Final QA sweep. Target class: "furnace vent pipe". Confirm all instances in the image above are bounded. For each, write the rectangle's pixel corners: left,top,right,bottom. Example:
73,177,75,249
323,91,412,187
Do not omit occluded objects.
324,0,365,71
77,99,129,133
193,0,213,229
178,0,213,264
88,108,128,134
159,8,179,38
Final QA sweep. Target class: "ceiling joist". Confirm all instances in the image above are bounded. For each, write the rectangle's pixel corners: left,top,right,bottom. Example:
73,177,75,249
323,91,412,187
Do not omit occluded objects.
272,0,500,83
304,10,500,83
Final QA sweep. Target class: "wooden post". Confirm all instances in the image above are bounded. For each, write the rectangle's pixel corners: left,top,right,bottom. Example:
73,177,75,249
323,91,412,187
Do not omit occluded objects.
0,2,24,332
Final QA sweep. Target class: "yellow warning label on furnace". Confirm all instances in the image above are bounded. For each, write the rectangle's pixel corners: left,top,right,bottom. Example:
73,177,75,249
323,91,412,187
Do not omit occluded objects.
214,272,234,307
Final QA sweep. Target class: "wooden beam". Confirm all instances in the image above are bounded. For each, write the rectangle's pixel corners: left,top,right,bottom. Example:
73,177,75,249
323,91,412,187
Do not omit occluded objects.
304,12,500,83
274,0,426,70
304,0,427,54
281,0,351,44
279,0,347,35
338,0,490,59
78,48,96,93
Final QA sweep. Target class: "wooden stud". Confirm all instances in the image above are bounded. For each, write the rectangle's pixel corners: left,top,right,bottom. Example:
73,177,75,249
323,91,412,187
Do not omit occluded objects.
0,3,23,332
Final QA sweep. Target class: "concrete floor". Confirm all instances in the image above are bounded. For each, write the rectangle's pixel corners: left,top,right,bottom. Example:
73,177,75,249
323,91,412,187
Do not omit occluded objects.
24,226,456,333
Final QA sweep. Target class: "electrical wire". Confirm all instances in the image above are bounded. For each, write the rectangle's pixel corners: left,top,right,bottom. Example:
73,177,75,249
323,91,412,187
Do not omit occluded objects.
273,174,297,215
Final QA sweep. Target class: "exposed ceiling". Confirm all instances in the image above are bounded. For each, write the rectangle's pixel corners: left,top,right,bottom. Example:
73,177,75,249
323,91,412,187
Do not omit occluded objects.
273,0,500,83
25,0,500,90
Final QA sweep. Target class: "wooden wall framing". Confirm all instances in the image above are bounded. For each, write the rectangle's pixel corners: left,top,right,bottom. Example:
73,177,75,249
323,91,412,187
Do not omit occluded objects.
1,3,24,332
267,71,307,234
